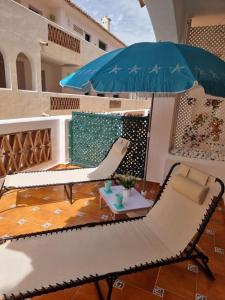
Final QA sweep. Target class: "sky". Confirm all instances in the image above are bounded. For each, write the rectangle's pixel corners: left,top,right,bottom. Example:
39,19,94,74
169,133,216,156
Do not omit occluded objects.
73,0,156,45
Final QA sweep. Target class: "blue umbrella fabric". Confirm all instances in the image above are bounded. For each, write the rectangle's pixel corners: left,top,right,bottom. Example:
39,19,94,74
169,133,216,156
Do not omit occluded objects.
60,48,123,93
60,42,225,97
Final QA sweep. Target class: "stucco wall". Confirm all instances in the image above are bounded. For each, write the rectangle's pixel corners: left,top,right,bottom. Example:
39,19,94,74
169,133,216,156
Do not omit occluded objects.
191,13,225,27
0,117,63,170
0,0,115,95
146,96,225,185
41,61,62,93
16,53,33,90
14,0,125,50
146,97,176,183
0,89,150,119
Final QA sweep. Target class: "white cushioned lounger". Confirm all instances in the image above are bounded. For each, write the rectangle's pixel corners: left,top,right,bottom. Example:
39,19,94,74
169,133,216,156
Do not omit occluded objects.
1,137,130,204
0,163,224,300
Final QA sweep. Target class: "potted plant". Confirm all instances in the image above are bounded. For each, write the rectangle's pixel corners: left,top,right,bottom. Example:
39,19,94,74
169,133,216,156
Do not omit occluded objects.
115,173,136,199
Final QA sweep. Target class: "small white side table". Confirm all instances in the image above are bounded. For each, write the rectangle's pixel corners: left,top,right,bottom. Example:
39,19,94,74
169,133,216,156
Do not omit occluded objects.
99,185,154,220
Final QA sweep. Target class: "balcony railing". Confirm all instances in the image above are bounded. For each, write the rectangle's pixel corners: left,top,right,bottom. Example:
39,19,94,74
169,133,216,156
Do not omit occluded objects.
0,129,51,177
50,97,80,110
48,24,80,53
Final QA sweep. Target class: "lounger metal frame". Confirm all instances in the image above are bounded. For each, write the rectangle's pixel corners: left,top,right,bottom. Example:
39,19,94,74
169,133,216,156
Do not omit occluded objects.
0,168,109,204
1,163,224,300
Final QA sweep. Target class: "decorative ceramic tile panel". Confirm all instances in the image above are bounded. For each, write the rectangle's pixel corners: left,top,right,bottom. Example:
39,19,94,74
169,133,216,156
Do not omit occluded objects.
171,94,225,161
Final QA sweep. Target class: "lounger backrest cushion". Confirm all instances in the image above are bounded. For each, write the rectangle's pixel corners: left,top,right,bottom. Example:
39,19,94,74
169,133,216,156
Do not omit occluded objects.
171,174,209,204
88,137,130,179
144,164,217,254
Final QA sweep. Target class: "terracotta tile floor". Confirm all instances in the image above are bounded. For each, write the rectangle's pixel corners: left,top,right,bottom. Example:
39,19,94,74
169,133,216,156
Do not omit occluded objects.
0,168,225,300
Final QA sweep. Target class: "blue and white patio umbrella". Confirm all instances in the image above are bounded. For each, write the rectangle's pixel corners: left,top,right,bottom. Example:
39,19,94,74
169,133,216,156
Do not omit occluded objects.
60,42,225,97
60,42,225,191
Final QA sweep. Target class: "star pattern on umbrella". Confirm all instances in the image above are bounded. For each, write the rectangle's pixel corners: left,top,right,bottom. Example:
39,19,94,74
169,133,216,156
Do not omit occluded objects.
195,66,206,77
89,69,97,74
149,65,161,74
77,69,86,74
109,65,122,74
209,70,218,79
83,69,93,74
199,69,206,76
171,64,185,73
128,65,142,74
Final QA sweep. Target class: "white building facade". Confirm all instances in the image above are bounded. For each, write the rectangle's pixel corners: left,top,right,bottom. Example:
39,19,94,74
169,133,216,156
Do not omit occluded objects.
0,0,147,119
0,0,149,177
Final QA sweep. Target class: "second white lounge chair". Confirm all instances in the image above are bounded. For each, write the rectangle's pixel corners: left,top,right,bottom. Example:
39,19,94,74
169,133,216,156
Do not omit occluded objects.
0,137,130,204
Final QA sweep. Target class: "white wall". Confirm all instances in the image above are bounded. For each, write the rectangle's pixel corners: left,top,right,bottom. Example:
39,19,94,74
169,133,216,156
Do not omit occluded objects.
192,13,225,27
184,0,225,18
41,61,62,93
16,53,33,90
52,2,124,51
0,0,115,95
146,97,176,183
147,96,225,185
0,117,63,169
15,0,125,50
0,116,71,186
18,0,52,17
165,154,225,184
0,89,150,119
0,0,47,92
144,0,181,42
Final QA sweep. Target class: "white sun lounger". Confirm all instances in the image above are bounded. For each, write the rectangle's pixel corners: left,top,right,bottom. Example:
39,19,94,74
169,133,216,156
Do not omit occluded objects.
0,137,130,204
0,163,224,300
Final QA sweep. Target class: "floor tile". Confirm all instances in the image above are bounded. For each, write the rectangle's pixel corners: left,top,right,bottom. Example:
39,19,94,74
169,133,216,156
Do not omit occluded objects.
33,287,78,300
156,262,197,299
121,269,159,292
196,272,225,300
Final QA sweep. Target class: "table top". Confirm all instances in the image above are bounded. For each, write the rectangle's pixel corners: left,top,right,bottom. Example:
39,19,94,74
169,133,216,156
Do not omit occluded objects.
99,185,153,214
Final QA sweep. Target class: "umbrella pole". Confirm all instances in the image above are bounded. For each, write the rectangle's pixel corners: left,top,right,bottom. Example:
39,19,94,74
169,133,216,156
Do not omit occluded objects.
142,93,155,194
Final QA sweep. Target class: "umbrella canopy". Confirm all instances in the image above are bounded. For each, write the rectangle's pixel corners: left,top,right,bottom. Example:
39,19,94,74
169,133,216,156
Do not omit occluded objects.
60,41,225,193
60,42,225,97
60,48,123,93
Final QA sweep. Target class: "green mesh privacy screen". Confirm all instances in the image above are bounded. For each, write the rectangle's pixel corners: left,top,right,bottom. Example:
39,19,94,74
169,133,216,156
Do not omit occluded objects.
69,112,149,178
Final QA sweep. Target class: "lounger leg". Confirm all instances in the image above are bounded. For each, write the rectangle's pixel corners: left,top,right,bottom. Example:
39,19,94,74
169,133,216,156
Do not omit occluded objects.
94,281,104,300
192,246,215,280
69,184,73,204
64,184,73,204
0,181,6,199
106,276,117,300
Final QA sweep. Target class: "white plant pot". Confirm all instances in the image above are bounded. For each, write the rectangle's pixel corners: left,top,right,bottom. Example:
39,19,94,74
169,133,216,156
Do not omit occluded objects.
123,188,131,200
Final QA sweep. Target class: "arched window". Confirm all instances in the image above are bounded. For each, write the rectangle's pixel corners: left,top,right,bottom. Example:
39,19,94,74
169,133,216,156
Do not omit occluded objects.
0,52,6,88
16,53,32,90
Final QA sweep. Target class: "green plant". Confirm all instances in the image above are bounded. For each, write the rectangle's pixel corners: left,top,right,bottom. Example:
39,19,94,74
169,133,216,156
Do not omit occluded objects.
115,173,136,189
